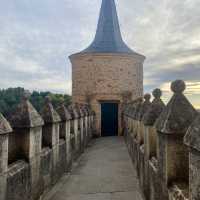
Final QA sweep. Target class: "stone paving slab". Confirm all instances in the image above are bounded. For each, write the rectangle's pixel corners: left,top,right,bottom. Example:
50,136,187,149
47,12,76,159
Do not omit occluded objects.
43,137,143,200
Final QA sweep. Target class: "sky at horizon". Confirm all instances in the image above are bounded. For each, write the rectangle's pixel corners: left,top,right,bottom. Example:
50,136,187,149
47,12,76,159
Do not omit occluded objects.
0,0,200,108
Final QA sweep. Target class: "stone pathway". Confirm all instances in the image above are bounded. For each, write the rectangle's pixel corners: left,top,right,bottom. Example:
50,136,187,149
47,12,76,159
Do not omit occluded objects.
43,137,143,200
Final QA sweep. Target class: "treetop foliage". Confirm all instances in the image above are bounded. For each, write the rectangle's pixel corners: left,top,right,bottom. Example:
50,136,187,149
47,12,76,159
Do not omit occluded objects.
0,87,72,117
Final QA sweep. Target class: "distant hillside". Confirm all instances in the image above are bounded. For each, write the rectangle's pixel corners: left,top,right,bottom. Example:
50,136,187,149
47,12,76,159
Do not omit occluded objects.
0,87,71,117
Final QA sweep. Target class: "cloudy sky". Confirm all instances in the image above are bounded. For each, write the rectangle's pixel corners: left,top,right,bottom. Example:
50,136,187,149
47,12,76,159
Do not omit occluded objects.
0,0,200,108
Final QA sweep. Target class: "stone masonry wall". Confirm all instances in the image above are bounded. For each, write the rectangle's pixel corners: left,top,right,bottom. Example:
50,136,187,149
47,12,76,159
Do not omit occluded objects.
70,53,144,135
0,94,95,200
123,80,200,200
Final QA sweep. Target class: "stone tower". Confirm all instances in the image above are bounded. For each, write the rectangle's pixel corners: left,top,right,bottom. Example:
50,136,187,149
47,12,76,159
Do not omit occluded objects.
69,0,145,136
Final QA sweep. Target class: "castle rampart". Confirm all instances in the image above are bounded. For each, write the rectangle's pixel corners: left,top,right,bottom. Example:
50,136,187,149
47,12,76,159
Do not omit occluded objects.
1,80,200,199
0,94,95,200
123,80,200,200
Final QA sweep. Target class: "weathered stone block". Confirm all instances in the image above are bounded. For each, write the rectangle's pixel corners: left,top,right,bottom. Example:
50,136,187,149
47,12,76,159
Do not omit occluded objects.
139,145,145,190
42,124,60,148
6,161,31,200
189,150,200,200
66,136,72,171
41,147,52,190
80,117,84,153
0,135,8,174
148,159,169,200
143,126,157,200
168,182,189,200
184,114,200,200
58,139,67,177
157,133,189,185
0,173,7,200
30,156,43,200
73,119,79,156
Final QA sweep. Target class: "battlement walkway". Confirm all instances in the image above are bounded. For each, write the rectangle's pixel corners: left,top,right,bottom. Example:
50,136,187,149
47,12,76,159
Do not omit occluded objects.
43,137,143,200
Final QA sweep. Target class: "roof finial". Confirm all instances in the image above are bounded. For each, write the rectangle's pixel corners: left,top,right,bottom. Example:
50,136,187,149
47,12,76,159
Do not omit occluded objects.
171,80,186,94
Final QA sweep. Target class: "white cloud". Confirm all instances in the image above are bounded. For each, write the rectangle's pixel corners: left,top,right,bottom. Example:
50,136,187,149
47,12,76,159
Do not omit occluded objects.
159,80,200,108
0,0,200,101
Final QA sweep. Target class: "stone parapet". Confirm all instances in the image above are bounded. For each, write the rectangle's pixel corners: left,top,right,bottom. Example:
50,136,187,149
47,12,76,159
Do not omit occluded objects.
0,113,12,200
184,114,200,200
123,80,200,200
8,93,44,199
0,94,95,200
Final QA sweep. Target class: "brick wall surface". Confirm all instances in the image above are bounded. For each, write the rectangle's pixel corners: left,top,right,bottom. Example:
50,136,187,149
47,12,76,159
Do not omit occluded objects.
70,53,144,135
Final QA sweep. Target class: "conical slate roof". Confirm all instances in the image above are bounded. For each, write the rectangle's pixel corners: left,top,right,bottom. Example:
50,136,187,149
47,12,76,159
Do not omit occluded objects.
81,0,135,54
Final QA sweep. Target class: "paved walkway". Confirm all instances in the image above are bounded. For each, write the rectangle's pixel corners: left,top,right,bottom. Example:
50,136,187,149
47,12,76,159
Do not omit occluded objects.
43,137,143,200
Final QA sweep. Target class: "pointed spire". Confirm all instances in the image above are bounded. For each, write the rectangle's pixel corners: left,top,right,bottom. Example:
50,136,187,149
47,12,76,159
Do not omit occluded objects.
143,89,165,126
0,113,12,134
81,0,135,54
9,91,44,128
138,93,151,121
56,103,72,121
156,80,197,134
41,96,61,124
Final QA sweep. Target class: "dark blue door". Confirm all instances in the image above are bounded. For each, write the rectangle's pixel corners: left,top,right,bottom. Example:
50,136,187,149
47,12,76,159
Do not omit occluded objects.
101,103,118,136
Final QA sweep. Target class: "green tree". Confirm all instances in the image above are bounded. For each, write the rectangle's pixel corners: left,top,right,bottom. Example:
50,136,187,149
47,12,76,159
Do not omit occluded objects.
0,88,72,117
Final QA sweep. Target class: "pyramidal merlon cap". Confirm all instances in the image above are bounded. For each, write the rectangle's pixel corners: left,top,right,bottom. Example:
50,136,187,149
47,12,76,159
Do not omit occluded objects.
80,0,135,54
